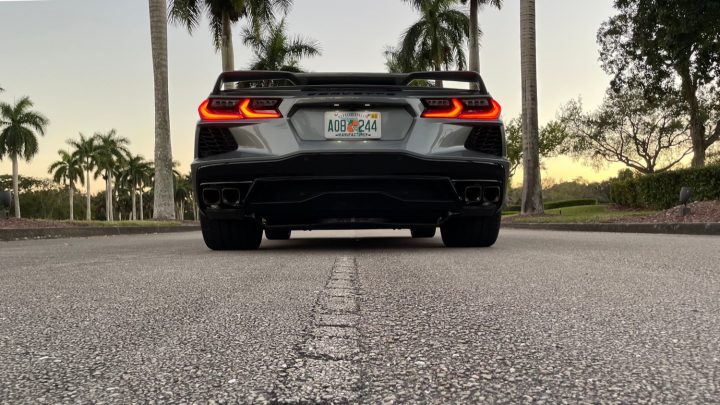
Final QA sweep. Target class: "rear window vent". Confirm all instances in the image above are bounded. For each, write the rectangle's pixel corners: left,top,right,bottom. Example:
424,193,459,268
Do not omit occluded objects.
198,127,238,158
464,126,503,156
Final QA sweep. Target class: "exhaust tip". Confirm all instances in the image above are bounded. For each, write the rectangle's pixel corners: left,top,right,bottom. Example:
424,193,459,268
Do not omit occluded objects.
222,188,241,206
483,186,501,203
464,186,482,203
202,188,221,206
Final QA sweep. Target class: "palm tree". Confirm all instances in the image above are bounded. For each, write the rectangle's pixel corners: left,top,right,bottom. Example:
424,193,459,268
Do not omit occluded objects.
94,130,130,221
174,174,192,220
149,0,176,220
48,150,84,221
168,0,291,72
520,0,543,214
118,154,152,220
68,133,97,220
460,0,502,79
241,17,321,72
0,97,49,218
397,0,470,87
137,161,154,220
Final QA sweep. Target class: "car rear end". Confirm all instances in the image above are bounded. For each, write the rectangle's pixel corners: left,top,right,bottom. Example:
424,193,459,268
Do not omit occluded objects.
192,71,509,249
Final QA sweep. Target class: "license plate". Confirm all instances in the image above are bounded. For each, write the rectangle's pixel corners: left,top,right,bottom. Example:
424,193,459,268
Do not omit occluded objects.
324,111,381,139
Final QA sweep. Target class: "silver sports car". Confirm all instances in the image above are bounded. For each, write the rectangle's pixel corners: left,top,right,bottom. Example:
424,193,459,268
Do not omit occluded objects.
191,71,509,250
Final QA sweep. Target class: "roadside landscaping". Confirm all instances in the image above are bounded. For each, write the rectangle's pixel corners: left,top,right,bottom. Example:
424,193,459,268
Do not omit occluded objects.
0,219,199,241
502,200,720,236
503,200,720,225
0,218,188,229
503,204,657,224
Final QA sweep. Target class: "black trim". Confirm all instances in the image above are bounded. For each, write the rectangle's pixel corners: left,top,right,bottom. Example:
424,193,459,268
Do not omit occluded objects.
212,70,488,94
195,152,506,183
193,152,506,229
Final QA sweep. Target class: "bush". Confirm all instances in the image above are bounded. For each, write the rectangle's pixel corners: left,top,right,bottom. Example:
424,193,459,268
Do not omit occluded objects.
609,164,720,209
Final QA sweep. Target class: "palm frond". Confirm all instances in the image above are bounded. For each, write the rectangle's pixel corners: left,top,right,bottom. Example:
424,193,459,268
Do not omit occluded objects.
168,0,203,31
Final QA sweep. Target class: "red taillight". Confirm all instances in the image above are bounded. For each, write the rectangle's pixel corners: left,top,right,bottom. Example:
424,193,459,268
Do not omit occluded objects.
239,98,282,119
198,98,282,121
421,98,464,118
198,99,243,120
458,98,502,120
421,97,501,120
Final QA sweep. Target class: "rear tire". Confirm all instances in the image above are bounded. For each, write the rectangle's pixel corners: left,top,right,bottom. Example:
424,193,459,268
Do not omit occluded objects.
410,227,436,238
440,212,501,248
200,213,263,250
265,228,291,240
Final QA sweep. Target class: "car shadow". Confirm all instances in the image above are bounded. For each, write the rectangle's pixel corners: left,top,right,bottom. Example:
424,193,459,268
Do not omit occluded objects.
259,235,445,251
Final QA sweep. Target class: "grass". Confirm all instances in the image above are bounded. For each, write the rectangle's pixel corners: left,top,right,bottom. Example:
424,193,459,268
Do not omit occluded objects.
503,204,658,224
67,220,183,227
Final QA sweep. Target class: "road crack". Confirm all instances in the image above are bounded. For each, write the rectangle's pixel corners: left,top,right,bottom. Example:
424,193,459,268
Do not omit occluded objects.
268,257,362,403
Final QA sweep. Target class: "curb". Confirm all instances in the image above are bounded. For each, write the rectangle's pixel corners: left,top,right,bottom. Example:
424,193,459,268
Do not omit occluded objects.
1,225,201,242
502,222,720,236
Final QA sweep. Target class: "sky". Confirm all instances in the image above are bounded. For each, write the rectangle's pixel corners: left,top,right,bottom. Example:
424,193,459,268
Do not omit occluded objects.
0,0,625,188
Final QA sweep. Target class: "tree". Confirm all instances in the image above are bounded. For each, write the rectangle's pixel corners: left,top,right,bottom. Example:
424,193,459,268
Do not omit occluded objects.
169,0,291,72
505,116,568,179
460,0,502,79
48,150,84,221
241,17,320,72
599,0,720,167
397,0,470,87
384,46,425,73
174,173,192,220
560,90,692,174
520,0,542,214
0,97,49,218
68,134,97,220
137,160,154,221
149,0,176,220
94,129,130,221
118,154,150,221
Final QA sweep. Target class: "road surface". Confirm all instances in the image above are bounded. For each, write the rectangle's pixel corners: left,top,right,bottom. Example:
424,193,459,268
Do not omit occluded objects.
1,229,718,403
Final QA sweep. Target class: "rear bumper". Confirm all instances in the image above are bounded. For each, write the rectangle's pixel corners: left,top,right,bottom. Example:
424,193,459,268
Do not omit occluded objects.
193,152,508,229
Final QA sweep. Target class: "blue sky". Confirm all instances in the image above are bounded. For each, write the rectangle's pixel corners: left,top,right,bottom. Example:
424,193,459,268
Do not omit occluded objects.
0,0,622,184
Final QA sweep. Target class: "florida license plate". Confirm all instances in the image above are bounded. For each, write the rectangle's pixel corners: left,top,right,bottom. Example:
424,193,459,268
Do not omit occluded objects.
324,111,381,139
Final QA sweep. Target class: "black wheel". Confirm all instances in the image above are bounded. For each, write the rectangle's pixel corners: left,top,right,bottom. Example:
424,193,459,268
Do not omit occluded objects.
410,227,436,238
200,213,263,250
440,212,501,248
265,228,291,240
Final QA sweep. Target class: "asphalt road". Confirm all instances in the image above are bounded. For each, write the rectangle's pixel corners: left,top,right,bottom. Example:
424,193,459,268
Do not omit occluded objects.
1,229,718,403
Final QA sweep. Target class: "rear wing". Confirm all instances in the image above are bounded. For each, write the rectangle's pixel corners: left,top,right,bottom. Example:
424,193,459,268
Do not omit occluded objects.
212,71,488,94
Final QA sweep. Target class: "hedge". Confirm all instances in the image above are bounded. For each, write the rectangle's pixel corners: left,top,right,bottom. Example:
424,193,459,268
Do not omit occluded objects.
505,198,597,212
609,164,720,209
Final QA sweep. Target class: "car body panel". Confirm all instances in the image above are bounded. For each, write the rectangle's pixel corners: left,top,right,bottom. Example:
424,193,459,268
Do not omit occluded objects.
192,71,509,230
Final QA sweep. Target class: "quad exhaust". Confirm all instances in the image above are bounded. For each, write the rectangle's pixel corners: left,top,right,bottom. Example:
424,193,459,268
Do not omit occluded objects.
460,184,502,204
483,186,501,203
202,188,221,206
464,186,482,203
222,188,242,206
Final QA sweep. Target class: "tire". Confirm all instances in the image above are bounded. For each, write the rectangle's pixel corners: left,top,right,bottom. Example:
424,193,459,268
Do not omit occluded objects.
200,213,263,250
265,228,291,240
440,212,501,248
410,227,436,238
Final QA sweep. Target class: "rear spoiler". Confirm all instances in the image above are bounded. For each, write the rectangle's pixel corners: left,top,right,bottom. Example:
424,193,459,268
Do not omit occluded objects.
212,71,488,93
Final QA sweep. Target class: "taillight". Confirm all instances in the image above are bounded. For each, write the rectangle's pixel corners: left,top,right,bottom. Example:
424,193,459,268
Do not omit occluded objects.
198,98,282,121
421,97,501,120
